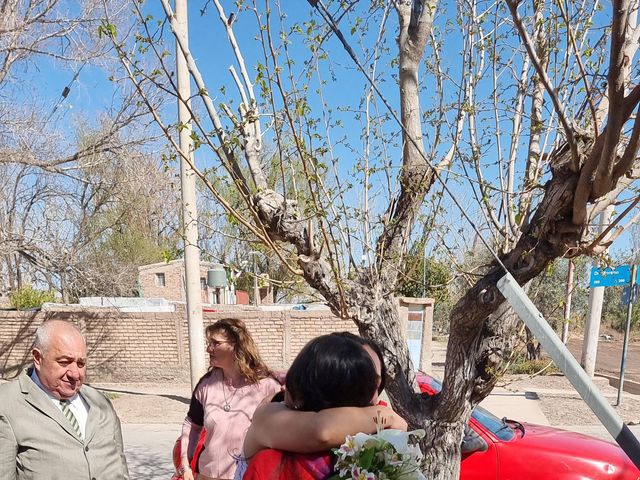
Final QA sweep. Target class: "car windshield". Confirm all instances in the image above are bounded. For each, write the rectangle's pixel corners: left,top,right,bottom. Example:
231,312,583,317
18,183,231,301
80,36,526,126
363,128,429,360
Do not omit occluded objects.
426,376,515,442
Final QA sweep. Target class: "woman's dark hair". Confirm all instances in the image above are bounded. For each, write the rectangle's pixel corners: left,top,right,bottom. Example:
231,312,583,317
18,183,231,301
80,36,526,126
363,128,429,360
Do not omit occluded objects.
285,333,382,412
330,332,386,394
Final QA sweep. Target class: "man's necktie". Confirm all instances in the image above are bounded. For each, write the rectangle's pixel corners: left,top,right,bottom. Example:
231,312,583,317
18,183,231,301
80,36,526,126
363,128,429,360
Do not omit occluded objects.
60,400,83,439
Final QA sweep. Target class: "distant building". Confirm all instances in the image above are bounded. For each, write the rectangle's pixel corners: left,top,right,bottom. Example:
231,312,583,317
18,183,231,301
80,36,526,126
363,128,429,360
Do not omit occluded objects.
138,259,238,304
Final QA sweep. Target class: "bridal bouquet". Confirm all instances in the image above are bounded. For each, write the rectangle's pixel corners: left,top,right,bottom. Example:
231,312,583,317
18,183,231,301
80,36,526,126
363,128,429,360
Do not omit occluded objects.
329,427,427,480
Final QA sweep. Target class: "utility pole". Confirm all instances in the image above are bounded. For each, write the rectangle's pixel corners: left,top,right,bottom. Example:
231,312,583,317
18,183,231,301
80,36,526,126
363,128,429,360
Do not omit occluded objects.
175,0,206,389
581,206,613,377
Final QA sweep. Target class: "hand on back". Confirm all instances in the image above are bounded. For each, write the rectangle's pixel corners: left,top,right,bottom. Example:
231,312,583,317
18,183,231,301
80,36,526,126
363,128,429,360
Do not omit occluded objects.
377,405,408,432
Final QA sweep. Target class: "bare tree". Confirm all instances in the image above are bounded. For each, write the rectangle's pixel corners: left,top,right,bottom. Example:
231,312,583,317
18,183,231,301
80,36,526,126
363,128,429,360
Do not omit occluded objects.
0,125,180,300
0,0,116,84
0,0,184,299
105,0,640,477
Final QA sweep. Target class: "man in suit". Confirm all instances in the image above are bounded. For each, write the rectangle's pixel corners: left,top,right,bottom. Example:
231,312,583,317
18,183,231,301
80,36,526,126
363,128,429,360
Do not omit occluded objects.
0,320,130,479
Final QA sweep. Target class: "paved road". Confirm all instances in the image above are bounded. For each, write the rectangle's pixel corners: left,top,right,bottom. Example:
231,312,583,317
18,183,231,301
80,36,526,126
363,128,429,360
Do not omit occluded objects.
123,424,181,479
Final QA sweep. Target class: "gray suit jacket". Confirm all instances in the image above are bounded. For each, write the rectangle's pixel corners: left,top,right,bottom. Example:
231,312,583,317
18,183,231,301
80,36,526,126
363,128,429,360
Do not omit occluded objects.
0,369,129,480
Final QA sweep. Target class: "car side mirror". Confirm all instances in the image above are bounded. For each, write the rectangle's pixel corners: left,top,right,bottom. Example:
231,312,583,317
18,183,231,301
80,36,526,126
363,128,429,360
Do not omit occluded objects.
460,425,488,454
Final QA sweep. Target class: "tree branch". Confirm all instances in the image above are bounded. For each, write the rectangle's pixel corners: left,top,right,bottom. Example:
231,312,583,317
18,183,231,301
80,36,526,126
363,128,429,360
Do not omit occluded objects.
506,0,580,170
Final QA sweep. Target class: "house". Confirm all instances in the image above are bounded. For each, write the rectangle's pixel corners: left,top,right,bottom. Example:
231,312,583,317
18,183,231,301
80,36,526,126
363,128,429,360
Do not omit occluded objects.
138,259,238,304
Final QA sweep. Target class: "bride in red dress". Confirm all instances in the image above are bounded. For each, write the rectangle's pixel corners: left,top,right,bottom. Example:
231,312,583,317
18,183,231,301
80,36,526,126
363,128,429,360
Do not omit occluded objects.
239,332,407,480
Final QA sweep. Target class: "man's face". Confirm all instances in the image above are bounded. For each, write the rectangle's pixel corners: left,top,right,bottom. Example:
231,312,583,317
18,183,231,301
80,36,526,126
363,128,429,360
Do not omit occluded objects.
33,326,87,400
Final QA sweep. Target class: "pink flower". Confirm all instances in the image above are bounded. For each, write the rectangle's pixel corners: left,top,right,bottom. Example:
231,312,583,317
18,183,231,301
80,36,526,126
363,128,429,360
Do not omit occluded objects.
350,466,376,480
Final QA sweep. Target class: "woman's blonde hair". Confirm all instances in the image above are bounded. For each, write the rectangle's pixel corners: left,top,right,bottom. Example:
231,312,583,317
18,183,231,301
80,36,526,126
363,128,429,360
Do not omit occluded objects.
206,318,273,384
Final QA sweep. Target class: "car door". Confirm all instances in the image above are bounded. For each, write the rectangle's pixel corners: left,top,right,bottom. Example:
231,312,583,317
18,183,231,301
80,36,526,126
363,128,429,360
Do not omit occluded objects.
459,420,499,480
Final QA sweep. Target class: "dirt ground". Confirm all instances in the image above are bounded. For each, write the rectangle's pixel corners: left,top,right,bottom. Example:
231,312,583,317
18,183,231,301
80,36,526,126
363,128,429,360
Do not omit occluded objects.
498,374,640,426
97,383,192,424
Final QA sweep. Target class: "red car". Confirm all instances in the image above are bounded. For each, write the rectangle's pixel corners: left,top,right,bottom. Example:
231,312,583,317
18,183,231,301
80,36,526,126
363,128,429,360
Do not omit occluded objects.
418,373,640,479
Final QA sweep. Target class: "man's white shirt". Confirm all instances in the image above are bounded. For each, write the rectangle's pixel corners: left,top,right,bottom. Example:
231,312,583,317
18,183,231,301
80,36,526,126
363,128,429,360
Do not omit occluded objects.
30,369,89,438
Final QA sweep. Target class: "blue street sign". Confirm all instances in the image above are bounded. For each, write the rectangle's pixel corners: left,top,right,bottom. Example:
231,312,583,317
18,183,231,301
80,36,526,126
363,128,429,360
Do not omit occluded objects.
590,265,631,287
621,285,638,304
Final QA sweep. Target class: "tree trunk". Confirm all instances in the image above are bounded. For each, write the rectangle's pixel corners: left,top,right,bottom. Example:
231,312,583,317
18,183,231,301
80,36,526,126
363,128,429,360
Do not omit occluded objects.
15,253,23,289
4,254,17,290
60,273,70,304
421,421,465,479
525,326,542,360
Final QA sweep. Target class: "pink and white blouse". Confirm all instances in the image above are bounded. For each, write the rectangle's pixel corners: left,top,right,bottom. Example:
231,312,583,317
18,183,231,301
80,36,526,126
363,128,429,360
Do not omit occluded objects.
181,369,281,480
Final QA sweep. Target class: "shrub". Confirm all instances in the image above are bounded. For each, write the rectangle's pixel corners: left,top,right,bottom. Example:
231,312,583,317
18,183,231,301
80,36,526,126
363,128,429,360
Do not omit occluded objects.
9,285,56,310
506,357,559,375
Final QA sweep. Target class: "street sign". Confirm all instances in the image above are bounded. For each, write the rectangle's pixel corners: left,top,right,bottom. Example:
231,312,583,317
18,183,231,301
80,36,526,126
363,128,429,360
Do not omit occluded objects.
621,285,639,305
590,265,631,287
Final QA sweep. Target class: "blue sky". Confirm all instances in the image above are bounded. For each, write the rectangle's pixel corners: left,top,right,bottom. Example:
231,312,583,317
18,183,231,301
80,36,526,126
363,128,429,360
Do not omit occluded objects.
19,0,638,265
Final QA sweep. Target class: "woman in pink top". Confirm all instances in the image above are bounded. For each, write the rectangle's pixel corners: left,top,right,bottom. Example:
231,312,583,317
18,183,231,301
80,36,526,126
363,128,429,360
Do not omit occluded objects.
177,319,281,480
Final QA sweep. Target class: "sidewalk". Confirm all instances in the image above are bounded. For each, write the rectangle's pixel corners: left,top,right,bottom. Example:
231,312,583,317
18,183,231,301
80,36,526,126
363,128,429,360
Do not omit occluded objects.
122,424,180,479
480,388,550,425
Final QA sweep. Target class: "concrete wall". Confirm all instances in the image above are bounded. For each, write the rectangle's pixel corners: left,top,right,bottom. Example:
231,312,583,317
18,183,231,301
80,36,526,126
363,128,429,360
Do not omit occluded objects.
398,297,435,373
0,305,357,382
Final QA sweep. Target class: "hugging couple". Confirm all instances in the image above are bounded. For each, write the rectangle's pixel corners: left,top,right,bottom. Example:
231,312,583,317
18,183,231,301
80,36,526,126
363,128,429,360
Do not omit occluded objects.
175,319,407,480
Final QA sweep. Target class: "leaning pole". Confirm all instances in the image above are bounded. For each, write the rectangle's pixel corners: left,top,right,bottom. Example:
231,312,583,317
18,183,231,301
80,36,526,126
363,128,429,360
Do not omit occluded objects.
498,272,640,469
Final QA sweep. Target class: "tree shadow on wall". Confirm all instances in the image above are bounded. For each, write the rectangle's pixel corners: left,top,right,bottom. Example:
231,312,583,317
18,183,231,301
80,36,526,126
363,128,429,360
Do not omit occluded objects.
0,312,39,379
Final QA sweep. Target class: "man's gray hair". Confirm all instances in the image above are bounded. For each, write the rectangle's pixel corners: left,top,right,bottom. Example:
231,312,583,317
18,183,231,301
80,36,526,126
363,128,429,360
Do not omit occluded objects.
33,320,83,352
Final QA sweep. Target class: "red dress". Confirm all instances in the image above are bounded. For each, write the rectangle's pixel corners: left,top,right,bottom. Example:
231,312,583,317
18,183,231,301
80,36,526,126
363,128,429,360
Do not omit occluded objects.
242,449,334,480
241,401,389,480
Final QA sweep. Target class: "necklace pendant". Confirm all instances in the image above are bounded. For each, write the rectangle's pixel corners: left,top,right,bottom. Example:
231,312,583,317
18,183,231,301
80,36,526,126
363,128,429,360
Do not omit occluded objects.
223,403,231,412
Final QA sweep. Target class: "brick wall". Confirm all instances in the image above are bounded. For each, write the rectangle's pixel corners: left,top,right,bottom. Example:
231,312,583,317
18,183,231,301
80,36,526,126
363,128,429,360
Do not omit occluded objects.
0,306,358,383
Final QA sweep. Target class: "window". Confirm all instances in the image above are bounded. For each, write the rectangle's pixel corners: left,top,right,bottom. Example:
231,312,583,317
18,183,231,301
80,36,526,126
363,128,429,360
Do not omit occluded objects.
424,376,514,441
155,273,166,287
201,277,207,290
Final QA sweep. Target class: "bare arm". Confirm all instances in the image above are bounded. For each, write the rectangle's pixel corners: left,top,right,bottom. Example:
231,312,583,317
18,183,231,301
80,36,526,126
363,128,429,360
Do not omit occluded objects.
179,416,202,480
243,403,407,458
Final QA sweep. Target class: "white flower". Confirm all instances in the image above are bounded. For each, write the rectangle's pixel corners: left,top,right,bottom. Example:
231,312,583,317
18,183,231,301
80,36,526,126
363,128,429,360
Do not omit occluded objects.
332,428,427,480
351,432,376,449
337,435,358,459
377,429,425,456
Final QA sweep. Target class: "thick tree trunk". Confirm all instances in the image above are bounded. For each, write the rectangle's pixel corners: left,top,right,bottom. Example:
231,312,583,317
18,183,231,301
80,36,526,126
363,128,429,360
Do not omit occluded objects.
411,146,590,477
421,421,465,479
